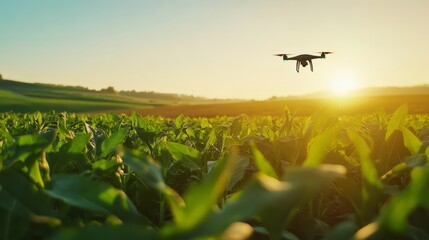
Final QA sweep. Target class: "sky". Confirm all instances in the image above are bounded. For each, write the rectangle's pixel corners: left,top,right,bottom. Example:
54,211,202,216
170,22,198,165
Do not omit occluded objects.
1,1,429,99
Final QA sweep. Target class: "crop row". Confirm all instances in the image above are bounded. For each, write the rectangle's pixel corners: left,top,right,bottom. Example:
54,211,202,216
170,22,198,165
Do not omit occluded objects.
1,105,429,239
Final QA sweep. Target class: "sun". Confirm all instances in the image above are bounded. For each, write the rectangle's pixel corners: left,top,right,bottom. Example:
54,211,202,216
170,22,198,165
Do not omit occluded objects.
330,74,358,96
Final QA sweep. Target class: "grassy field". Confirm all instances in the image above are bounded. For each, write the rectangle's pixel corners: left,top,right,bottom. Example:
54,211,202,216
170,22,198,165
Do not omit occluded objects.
116,94,429,117
0,80,174,113
3,79,429,116
0,80,156,112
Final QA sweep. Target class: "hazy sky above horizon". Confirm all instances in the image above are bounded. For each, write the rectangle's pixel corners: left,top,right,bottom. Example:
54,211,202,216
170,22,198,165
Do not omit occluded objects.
1,1,429,99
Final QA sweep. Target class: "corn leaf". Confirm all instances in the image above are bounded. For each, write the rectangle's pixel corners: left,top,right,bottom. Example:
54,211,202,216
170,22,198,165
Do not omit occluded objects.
100,128,128,159
303,127,338,167
402,128,423,155
385,104,408,141
45,175,145,223
250,141,278,179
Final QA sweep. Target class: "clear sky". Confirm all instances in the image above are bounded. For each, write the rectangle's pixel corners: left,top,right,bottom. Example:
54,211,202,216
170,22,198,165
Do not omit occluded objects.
1,1,429,99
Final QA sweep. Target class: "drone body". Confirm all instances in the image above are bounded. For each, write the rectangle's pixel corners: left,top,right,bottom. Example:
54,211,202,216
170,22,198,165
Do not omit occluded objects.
274,52,333,72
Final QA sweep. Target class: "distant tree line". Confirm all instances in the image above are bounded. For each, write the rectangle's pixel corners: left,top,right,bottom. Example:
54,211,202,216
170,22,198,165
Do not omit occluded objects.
120,90,209,101
100,86,118,94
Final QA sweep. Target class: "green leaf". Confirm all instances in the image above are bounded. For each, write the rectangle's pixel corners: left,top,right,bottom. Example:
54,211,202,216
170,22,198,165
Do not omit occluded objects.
122,151,167,192
227,155,249,192
356,166,429,239
348,130,382,188
50,133,91,174
304,106,338,136
186,165,346,240
92,160,118,172
159,149,240,239
0,169,51,214
202,128,217,152
0,168,60,234
348,130,383,223
250,141,278,179
6,130,56,188
84,122,106,157
130,112,148,128
45,175,145,223
379,166,429,234
303,127,338,167
28,153,46,188
385,104,408,141
402,128,423,155
166,142,199,162
122,150,184,221
0,120,13,147
134,127,156,153
5,130,56,167
175,115,185,129
404,154,428,168
381,154,427,181
33,111,43,126
100,128,128,159
173,148,238,230
67,133,91,154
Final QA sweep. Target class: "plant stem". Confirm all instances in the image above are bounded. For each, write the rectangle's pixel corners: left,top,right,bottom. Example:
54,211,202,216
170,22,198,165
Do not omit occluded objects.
159,194,165,225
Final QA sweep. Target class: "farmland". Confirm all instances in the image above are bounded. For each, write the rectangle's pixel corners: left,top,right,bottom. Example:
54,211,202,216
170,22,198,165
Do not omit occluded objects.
2,79,429,117
0,79,218,113
124,94,429,117
1,105,429,239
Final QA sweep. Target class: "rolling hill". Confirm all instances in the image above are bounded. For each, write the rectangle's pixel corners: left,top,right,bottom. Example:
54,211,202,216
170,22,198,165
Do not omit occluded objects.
0,79,217,113
1,79,429,116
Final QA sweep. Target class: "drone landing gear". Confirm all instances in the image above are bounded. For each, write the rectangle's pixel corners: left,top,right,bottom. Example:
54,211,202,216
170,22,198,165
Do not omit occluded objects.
295,60,314,73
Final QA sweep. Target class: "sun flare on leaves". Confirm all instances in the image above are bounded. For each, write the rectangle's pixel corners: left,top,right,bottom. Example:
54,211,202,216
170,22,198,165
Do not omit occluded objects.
330,73,358,96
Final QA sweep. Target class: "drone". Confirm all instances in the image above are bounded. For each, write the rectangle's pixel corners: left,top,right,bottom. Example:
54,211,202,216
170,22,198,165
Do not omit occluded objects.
274,52,333,72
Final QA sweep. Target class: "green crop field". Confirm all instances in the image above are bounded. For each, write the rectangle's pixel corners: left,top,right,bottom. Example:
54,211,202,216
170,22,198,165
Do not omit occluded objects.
1,105,429,239
0,79,177,113
3,79,429,117
128,94,429,117
0,79,237,114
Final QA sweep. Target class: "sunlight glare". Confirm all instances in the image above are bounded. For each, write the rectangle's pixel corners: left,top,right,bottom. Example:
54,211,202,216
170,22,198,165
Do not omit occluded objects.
330,73,358,96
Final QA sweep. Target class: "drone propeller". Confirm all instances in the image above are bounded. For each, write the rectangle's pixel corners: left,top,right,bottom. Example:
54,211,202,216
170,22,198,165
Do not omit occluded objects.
274,53,291,61
274,53,293,56
317,51,333,59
